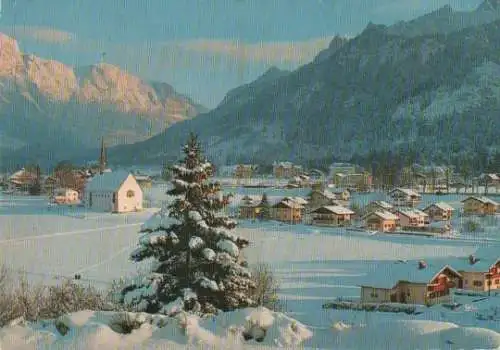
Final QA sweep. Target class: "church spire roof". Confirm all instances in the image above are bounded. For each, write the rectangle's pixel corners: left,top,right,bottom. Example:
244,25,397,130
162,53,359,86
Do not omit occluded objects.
99,137,107,174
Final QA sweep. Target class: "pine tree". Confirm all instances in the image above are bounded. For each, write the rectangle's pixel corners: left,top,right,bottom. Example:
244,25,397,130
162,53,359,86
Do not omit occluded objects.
259,193,271,220
122,133,256,315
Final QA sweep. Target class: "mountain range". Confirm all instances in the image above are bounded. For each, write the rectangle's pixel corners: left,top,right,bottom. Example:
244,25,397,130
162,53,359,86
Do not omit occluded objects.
106,0,500,169
0,33,207,169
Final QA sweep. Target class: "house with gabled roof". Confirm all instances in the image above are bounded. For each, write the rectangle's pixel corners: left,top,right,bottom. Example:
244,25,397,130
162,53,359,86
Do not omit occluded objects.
362,210,399,232
8,168,38,192
307,189,340,210
422,202,454,221
238,195,264,219
451,252,500,293
461,196,498,215
310,205,355,227
84,170,143,213
270,198,304,224
273,161,303,178
395,208,429,229
283,196,308,206
360,261,463,305
364,200,394,215
389,188,422,207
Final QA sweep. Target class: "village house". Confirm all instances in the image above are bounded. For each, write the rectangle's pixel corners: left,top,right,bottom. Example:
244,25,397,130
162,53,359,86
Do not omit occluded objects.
233,164,255,179
479,173,500,190
7,168,38,192
270,198,304,224
422,202,454,221
84,171,143,213
288,174,310,187
273,161,303,178
50,169,88,197
238,195,263,219
395,208,429,229
306,188,341,211
362,210,399,232
360,262,463,305
461,196,499,215
310,205,355,227
364,200,394,214
452,254,500,293
389,188,422,207
51,188,80,205
333,172,372,191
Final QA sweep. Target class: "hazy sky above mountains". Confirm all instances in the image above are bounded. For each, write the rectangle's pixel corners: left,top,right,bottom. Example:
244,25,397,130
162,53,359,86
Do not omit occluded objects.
0,0,483,107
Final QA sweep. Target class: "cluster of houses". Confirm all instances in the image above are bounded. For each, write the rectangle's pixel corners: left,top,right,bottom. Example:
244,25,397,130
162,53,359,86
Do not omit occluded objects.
238,185,499,234
2,140,151,214
221,162,373,192
360,247,500,306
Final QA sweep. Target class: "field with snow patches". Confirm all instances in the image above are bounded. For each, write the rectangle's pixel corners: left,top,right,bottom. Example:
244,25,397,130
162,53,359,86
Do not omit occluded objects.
1,186,500,349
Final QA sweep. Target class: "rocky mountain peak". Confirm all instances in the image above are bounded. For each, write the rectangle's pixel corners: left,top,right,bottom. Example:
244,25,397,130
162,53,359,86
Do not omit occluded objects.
0,33,23,77
0,32,207,166
23,54,77,101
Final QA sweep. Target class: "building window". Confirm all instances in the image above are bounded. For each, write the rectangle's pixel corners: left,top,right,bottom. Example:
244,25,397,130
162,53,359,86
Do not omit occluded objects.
495,279,499,285
112,193,116,203
473,280,483,287
126,190,135,198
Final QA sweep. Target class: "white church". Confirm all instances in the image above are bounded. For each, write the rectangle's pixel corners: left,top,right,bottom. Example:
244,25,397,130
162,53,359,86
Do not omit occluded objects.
83,138,143,213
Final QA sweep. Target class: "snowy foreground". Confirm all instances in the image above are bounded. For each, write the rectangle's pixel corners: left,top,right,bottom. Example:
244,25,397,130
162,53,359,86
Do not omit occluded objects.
1,192,500,349
2,306,500,349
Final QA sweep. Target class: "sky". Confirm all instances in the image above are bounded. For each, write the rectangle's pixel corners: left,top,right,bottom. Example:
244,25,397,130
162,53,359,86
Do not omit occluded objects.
0,0,483,107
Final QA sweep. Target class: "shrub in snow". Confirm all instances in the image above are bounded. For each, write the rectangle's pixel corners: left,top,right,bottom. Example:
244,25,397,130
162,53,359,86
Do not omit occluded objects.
322,301,417,314
108,312,145,334
0,268,107,327
250,263,282,311
121,133,256,315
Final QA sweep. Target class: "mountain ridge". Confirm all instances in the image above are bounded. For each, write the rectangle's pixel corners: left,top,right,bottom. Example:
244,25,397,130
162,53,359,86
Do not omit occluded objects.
0,33,207,169
106,10,500,170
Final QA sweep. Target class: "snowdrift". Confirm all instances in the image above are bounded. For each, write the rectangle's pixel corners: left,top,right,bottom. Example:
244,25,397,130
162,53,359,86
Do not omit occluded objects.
328,319,500,350
0,307,312,349
2,308,500,349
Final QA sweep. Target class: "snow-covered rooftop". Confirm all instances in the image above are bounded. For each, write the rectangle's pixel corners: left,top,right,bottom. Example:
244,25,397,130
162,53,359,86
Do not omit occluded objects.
282,196,308,205
312,205,355,215
369,200,394,209
360,261,459,289
423,201,455,211
449,255,499,273
390,188,421,197
363,210,399,221
461,196,499,206
313,189,336,200
85,170,131,192
396,208,429,218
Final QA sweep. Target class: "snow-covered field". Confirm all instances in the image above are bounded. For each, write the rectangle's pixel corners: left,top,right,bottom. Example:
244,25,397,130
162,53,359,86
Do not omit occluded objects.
1,186,500,349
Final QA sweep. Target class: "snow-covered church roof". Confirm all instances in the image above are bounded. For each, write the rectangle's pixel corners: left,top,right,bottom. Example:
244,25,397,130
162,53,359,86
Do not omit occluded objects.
85,170,132,192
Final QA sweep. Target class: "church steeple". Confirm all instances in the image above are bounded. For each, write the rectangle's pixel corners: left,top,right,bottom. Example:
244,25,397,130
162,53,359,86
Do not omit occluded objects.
99,137,107,174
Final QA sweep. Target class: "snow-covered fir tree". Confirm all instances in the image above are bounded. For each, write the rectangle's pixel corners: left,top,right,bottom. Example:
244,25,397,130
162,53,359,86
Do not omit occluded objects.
121,133,256,315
